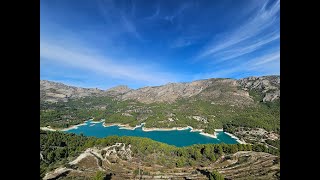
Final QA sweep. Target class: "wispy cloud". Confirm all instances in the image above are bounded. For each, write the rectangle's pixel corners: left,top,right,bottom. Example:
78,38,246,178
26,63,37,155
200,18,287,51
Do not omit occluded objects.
41,0,280,88
40,39,177,86
198,0,280,62
194,47,280,80
251,51,280,67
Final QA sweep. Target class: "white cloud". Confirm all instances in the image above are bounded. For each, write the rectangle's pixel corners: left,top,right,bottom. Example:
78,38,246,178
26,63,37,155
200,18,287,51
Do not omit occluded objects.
217,31,279,61
251,51,280,67
40,39,177,86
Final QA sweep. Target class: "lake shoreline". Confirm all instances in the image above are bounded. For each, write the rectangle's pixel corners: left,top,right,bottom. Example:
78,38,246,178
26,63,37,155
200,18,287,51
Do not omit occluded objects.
41,121,242,142
61,120,90,131
40,126,56,131
102,122,145,130
104,123,220,139
224,132,246,144
141,126,191,131
40,120,93,132
90,119,104,124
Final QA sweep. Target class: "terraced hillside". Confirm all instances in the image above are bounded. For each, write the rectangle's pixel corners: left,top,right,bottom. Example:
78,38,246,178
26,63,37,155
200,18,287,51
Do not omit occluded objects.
41,131,280,180
44,150,279,180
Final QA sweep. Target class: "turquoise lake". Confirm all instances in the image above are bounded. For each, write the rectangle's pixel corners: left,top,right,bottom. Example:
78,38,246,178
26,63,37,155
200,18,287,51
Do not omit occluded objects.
65,120,238,147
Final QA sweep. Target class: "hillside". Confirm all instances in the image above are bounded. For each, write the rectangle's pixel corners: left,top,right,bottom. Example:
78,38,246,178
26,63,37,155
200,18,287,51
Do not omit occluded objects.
40,131,280,180
40,80,104,103
40,76,280,136
40,76,280,146
40,76,280,143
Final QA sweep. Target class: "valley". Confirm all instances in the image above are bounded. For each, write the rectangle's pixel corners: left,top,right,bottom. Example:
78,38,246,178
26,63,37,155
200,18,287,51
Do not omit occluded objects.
40,75,280,179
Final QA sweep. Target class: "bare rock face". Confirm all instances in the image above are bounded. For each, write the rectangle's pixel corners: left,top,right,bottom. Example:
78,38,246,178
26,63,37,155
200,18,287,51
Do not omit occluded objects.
43,167,72,180
120,79,211,103
104,85,132,96
237,76,280,92
196,79,253,106
120,78,252,104
237,75,280,102
263,90,280,102
40,80,104,102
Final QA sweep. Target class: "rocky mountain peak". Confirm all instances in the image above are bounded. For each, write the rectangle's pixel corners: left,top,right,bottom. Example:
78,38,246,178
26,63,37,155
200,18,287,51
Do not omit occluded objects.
105,85,132,96
40,80,104,103
106,85,131,91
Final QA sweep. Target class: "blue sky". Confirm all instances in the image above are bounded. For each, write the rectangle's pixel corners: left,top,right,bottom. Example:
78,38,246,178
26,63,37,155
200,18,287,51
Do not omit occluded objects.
40,0,280,89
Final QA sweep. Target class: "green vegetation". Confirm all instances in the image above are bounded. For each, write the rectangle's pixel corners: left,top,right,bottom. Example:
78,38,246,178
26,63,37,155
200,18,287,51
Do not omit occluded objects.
40,131,96,178
40,97,141,128
209,170,225,180
248,89,265,102
92,171,107,180
41,95,279,135
266,139,280,149
40,131,279,178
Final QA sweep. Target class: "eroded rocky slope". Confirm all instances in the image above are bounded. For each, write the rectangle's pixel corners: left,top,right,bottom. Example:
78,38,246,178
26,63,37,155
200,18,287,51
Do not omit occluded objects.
40,80,104,102
237,76,280,102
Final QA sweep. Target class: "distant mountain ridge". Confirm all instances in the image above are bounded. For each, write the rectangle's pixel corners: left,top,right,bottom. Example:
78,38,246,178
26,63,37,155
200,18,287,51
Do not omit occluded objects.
40,75,280,104
40,80,104,102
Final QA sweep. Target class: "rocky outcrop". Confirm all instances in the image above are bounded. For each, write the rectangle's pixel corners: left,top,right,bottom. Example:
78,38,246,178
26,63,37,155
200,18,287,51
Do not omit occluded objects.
191,116,208,123
120,78,253,104
237,76,280,91
43,167,73,180
104,85,132,96
120,80,209,103
263,90,280,102
43,143,132,180
237,75,280,102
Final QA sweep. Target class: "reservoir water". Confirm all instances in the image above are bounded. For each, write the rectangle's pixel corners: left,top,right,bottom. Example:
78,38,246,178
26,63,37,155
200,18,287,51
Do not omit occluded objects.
65,120,238,147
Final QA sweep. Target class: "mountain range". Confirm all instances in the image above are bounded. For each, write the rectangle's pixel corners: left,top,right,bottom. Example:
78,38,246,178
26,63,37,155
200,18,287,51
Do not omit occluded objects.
41,75,280,104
